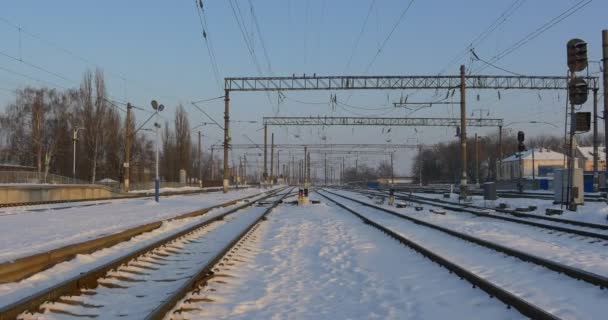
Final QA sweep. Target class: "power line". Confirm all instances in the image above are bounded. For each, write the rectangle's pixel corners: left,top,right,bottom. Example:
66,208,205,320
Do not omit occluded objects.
436,0,527,75
247,0,273,74
190,101,224,129
0,64,69,89
343,0,377,73
0,15,127,82
475,0,592,73
194,0,222,91
0,49,75,84
363,0,416,73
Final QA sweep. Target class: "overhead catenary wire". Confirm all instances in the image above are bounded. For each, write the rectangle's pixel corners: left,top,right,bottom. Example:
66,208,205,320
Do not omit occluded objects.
363,0,416,73
194,0,222,91
474,0,593,73
343,0,377,73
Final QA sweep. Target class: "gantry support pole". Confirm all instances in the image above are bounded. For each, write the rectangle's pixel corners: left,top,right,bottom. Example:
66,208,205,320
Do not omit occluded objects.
593,88,599,192
602,30,608,193
223,90,230,193
460,65,468,198
270,132,275,185
264,124,268,184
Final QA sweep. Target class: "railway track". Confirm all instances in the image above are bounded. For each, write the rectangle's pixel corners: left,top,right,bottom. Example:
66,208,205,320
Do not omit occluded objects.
352,187,608,241
319,189,608,320
0,187,293,319
0,188,277,283
389,186,606,202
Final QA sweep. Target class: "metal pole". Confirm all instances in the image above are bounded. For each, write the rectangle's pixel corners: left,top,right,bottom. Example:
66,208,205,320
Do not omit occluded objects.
475,133,479,186
263,124,268,184
72,129,77,180
155,120,160,202
223,90,230,193
390,152,394,185
593,88,599,192
419,145,423,186
304,146,308,185
198,130,202,188
210,148,215,180
324,154,328,185
124,103,132,191
602,29,608,193
270,132,274,184
532,147,536,181
460,64,468,199
498,125,502,181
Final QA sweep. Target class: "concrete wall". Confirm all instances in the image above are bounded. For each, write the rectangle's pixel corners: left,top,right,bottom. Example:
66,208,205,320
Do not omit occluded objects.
0,184,119,204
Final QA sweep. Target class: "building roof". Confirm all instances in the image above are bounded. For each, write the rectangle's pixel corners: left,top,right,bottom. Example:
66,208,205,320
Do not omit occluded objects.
576,146,606,161
502,148,566,162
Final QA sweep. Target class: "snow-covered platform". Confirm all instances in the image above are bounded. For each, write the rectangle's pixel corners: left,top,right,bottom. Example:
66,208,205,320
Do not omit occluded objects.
0,187,268,263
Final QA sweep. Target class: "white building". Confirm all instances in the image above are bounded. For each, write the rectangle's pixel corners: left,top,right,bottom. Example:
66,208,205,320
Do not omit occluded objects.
498,148,571,180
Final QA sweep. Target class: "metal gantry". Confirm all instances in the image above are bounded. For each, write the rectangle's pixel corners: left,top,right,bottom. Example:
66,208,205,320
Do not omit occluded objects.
225,74,598,91
263,116,502,127
222,71,600,194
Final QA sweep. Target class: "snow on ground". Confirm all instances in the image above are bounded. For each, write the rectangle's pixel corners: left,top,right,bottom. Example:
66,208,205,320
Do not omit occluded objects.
22,204,272,319
175,194,521,320
0,199,269,307
128,185,253,193
0,187,277,263
409,191,608,226
323,190,608,320
334,189,608,278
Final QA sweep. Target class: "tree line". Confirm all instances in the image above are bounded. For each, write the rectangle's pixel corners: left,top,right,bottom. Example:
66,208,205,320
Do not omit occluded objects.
0,68,219,185
410,130,603,184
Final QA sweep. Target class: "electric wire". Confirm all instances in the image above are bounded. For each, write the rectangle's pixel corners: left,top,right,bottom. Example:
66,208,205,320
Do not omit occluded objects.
363,0,416,73
343,0,377,73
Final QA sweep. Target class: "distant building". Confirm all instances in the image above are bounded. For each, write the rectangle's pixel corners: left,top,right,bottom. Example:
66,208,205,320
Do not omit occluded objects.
575,146,606,172
498,148,571,180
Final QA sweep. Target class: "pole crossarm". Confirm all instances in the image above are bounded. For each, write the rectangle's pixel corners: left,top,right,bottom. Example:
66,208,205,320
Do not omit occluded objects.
213,143,422,150
263,116,503,127
225,75,599,91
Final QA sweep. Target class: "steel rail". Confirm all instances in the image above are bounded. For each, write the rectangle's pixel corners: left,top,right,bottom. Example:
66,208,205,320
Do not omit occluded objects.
357,188,608,239
316,190,559,320
0,187,289,320
322,189,608,290
144,187,293,320
0,188,267,283
393,190,608,231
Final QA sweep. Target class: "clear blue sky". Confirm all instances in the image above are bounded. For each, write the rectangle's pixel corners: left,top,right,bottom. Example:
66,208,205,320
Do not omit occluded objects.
0,0,606,175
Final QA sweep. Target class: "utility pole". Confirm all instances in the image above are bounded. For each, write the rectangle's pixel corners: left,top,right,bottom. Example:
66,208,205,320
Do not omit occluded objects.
419,145,423,186
198,130,203,188
304,146,308,185
223,90,230,193
460,64,468,199
244,154,248,184
263,125,268,184
342,157,345,185
603,30,608,191
123,103,133,191
324,154,328,186
593,88,599,192
210,148,215,179
475,133,479,187
72,127,85,181
270,132,275,184
498,125,503,181
307,151,311,183
390,152,394,185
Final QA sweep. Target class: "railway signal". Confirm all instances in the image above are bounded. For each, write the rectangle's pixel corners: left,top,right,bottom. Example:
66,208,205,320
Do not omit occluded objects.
567,38,588,72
